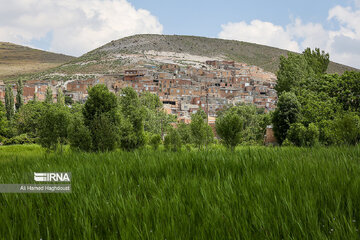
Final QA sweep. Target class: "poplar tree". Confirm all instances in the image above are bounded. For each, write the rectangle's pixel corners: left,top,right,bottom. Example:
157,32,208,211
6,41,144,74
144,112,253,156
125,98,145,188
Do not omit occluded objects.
15,78,24,111
5,85,14,120
45,86,53,104
56,88,65,105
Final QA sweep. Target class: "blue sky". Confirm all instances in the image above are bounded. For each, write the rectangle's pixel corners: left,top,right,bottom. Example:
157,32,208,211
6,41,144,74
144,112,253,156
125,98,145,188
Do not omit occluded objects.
128,0,349,37
0,0,359,68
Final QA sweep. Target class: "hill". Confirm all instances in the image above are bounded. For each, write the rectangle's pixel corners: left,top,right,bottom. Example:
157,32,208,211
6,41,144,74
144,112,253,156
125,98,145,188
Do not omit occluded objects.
0,42,74,81
83,34,357,74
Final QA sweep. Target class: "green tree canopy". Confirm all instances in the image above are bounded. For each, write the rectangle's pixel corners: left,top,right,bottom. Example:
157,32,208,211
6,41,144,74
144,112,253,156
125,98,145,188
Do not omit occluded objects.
216,110,243,150
272,92,301,145
303,48,330,74
190,109,214,149
38,104,71,151
118,87,145,150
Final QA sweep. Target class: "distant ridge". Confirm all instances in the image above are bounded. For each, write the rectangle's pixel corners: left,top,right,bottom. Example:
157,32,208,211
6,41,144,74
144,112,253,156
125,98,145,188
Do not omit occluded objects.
0,42,74,81
87,34,357,74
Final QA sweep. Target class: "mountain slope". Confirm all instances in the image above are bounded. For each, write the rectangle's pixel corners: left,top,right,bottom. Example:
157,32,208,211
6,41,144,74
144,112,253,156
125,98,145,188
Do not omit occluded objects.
84,34,357,74
0,42,74,81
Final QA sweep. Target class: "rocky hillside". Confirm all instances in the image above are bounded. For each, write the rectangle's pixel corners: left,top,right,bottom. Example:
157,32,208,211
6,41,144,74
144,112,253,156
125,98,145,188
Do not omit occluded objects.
0,42,74,81
84,34,357,74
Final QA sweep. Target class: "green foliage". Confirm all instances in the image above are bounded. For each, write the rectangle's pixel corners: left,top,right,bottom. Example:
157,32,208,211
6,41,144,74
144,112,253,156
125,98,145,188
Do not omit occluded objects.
272,92,301,145
83,84,118,126
332,112,360,145
5,85,14,120
287,122,319,147
118,87,145,150
190,110,214,149
2,134,35,145
336,71,360,112
14,101,46,138
164,128,182,151
56,88,65,105
177,122,193,144
216,110,243,149
0,101,9,137
139,92,174,136
44,86,53,104
90,113,119,152
65,95,73,105
82,84,119,151
275,53,314,96
149,134,161,150
38,105,71,151
15,78,24,111
67,113,92,152
297,90,339,125
303,48,330,74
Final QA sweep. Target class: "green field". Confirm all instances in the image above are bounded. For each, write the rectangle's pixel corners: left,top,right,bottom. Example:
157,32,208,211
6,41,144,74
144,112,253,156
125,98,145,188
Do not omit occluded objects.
1,144,360,239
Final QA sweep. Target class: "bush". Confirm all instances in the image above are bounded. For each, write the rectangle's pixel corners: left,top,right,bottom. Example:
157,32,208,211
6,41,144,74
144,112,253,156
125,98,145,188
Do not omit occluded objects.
3,134,35,145
287,122,319,147
150,134,161,150
332,112,360,145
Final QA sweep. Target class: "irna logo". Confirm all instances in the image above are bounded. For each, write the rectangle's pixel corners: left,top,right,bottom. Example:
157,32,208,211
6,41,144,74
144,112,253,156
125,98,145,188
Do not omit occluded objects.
34,172,71,182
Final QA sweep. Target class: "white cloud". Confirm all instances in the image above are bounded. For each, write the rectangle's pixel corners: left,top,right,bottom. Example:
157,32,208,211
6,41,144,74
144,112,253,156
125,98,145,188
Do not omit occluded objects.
218,1,360,69
219,20,300,52
0,0,163,56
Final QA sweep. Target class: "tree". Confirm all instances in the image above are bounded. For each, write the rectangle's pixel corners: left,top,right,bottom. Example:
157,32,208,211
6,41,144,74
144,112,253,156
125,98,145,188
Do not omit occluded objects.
336,71,360,112
82,84,119,151
56,88,65,105
45,86,53,104
164,128,182,152
272,92,301,145
38,105,71,151
216,110,243,150
5,85,14,120
190,110,214,149
33,92,37,102
68,113,92,152
303,48,329,74
275,53,314,96
14,101,46,138
139,92,175,136
15,78,24,111
0,101,9,138
118,87,145,150
89,113,119,152
177,122,192,144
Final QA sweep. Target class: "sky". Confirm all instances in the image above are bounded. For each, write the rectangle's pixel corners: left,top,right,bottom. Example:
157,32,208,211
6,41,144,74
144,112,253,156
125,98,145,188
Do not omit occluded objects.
0,0,359,68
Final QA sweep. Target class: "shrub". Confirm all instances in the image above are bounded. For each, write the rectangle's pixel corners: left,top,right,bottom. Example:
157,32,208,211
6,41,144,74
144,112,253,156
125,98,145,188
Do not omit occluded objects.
3,134,35,145
150,134,161,150
287,122,319,147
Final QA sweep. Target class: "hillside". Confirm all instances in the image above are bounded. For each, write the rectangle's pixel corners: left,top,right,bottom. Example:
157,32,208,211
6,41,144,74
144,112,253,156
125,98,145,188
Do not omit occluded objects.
82,34,357,74
0,42,74,81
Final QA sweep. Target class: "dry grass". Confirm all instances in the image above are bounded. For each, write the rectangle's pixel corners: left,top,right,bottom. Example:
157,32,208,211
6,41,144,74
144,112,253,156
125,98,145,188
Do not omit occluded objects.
0,42,74,80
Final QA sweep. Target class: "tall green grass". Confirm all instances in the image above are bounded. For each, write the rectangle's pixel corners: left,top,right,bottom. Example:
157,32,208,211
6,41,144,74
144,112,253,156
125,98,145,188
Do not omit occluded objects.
0,144,360,239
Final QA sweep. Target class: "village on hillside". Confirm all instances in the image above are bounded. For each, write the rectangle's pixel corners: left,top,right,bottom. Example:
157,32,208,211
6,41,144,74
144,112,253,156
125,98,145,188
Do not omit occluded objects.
0,58,277,123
